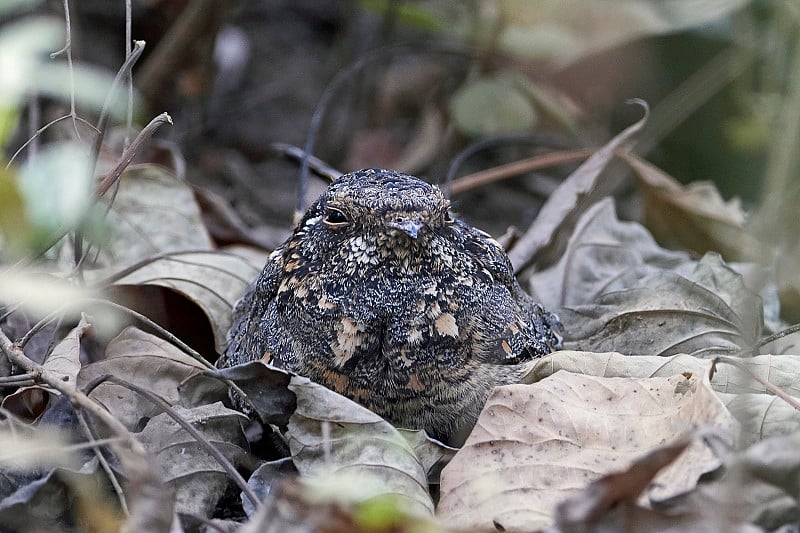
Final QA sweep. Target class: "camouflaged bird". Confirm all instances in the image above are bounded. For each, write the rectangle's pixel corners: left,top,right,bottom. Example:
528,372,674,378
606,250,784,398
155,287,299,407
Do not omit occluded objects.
219,168,562,441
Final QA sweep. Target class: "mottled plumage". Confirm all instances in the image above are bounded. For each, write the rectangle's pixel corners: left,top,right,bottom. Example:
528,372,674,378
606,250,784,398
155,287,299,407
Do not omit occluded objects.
219,168,562,441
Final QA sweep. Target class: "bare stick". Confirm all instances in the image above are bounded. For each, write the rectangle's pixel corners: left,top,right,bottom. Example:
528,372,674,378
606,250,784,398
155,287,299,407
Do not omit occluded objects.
76,410,130,515
713,355,800,412
50,0,81,139
83,374,262,511
125,0,134,149
757,323,800,350
0,327,173,532
449,148,594,195
95,112,173,198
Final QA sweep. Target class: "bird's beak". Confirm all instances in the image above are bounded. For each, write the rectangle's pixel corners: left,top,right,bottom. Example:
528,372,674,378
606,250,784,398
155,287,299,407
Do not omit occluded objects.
387,217,424,239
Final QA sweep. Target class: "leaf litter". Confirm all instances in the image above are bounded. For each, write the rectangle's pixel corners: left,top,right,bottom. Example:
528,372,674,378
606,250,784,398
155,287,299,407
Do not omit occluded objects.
3,119,800,532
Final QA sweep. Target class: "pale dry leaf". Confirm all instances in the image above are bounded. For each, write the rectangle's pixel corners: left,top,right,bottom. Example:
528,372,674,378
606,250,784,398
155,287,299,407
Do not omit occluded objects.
561,253,762,357
555,434,765,532
136,402,251,518
508,103,647,273
624,152,764,261
77,327,206,431
523,350,800,398
527,198,689,309
89,164,214,268
286,377,434,517
42,313,91,390
397,429,458,485
110,247,266,353
1,314,92,417
554,437,691,531
519,351,714,384
437,370,737,532
710,353,800,396
719,392,800,447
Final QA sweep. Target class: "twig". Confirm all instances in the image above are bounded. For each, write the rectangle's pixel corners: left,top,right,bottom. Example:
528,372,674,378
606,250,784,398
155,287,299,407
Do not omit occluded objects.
17,308,63,349
0,373,36,386
757,323,800,350
449,148,594,195
268,143,341,183
444,134,581,196
712,355,800,412
26,94,40,163
76,410,130,515
83,374,261,511
50,0,81,139
95,113,173,198
0,326,170,531
75,111,171,269
124,0,133,149
7,115,98,168
88,40,146,176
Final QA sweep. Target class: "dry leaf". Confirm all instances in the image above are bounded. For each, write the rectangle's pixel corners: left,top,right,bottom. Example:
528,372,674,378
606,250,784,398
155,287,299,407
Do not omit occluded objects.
624,152,763,261
508,103,647,273
109,247,266,353
438,370,736,531
527,198,689,309
520,351,714,384
561,253,763,357
136,402,251,518
89,164,214,268
197,362,296,426
525,350,800,399
286,377,434,517
77,327,206,431
554,437,691,531
1,314,91,421
719,392,800,447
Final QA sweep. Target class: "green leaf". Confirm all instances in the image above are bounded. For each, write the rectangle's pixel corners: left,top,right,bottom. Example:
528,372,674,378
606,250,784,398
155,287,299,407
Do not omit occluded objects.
449,75,538,137
17,142,92,234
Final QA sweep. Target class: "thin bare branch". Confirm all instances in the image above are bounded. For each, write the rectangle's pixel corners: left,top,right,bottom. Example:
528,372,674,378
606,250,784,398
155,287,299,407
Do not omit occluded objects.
83,374,262,511
449,148,594,196
95,112,173,198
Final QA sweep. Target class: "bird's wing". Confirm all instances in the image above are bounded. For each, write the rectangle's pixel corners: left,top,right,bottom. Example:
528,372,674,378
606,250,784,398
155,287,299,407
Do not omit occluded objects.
219,248,285,367
460,224,563,363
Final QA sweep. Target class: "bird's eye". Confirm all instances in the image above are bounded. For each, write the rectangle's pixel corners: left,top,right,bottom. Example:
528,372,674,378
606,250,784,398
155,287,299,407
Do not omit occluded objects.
444,211,454,224
324,207,348,226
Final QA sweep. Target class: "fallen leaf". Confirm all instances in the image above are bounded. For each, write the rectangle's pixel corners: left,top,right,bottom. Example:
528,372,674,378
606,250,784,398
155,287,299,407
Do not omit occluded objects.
526,198,689,309
286,377,434,517
508,102,647,273
108,247,266,353
554,436,690,530
624,151,764,261
77,327,207,432
1,314,92,421
192,362,296,426
561,253,763,357
88,164,214,268
136,402,251,518
719,392,800,447
438,370,737,531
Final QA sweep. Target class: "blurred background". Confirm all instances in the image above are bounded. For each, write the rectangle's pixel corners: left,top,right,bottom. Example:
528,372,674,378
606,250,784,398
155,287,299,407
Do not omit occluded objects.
1,0,795,243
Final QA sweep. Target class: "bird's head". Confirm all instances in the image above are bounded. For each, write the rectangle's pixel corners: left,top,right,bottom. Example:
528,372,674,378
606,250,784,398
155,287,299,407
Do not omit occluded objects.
291,168,456,271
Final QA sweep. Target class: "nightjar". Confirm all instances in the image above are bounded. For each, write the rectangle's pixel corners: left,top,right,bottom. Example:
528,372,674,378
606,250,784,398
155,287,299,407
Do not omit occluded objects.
219,168,562,441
